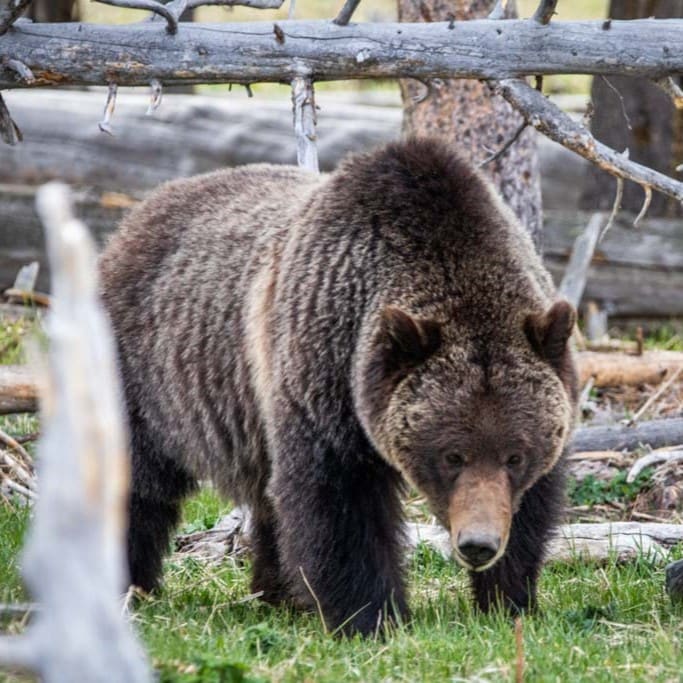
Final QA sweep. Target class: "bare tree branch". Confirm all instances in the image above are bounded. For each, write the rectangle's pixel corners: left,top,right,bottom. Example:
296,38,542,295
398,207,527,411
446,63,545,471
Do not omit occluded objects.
654,76,683,109
488,1,507,19
494,78,683,206
94,0,179,33
333,0,361,26
3,19,683,90
0,0,32,37
291,75,318,173
533,0,558,24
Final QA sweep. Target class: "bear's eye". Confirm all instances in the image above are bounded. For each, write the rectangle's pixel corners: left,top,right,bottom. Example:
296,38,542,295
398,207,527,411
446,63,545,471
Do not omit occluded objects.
506,454,523,468
446,453,464,469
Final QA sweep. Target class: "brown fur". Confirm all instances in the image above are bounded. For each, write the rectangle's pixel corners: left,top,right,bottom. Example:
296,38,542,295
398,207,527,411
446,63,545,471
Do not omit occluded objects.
99,138,578,636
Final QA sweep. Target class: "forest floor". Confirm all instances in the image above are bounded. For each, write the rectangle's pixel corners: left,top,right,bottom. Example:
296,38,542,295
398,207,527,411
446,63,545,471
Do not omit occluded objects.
1,316,682,683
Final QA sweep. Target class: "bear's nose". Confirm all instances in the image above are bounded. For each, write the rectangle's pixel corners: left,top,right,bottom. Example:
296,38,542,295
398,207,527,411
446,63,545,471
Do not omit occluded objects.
456,531,500,568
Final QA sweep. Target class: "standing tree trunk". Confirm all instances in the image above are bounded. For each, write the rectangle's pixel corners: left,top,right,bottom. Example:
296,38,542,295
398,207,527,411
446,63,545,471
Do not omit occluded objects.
28,0,79,21
581,0,683,217
397,0,543,250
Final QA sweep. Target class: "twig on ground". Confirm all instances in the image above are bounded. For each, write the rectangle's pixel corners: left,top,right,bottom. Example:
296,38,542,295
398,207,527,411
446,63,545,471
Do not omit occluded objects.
514,617,524,683
494,79,683,207
333,0,361,26
0,427,33,470
4,288,50,307
566,451,626,463
628,366,682,426
627,449,683,483
299,566,328,635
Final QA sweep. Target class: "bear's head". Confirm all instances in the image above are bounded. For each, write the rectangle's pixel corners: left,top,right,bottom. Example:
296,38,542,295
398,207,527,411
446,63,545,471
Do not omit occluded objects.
355,300,577,572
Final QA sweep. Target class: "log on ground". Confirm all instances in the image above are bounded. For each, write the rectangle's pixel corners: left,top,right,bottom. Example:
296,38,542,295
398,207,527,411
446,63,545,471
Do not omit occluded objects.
0,365,37,414
577,350,683,387
406,521,683,564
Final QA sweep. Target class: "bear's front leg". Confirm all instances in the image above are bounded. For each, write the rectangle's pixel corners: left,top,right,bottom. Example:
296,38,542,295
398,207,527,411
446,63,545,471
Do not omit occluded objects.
469,465,566,614
269,411,408,637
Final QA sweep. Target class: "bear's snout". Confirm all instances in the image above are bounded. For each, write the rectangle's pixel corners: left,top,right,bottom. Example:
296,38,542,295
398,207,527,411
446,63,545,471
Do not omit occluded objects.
456,530,501,569
448,468,512,571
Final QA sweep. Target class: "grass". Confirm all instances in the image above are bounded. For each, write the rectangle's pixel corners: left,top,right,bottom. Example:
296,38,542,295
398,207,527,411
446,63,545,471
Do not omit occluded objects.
3,491,683,682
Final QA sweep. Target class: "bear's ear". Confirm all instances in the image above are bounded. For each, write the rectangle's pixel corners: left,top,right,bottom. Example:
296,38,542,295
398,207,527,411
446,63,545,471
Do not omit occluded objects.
524,300,576,368
379,307,442,376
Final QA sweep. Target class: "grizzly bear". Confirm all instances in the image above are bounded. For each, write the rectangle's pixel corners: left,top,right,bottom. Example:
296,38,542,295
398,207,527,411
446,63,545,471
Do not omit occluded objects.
99,138,578,637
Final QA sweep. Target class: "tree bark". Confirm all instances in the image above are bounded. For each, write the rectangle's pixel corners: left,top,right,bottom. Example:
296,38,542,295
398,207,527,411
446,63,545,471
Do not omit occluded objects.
28,0,79,22
581,0,683,217
398,0,543,250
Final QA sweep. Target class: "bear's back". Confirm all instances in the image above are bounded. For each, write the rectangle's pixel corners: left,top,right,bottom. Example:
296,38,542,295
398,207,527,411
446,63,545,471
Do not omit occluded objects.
99,164,322,497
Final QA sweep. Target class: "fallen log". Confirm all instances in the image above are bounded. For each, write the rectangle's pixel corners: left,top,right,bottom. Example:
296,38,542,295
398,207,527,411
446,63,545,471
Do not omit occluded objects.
0,365,38,415
577,350,683,387
4,18,683,91
572,418,683,453
406,521,683,564
178,510,683,567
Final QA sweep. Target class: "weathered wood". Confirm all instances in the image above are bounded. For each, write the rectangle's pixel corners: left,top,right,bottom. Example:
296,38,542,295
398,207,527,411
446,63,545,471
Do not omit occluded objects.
291,76,319,173
558,213,603,309
577,351,683,387
495,78,683,207
407,521,683,564
572,418,683,453
3,19,683,91
0,183,152,682
0,365,37,414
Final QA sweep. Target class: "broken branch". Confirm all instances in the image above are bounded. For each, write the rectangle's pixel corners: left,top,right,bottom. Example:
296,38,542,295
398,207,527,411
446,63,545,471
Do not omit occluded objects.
0,0,31,37
333,0,361,26
532,0,558,24
291,75,319,173
494,78,683,207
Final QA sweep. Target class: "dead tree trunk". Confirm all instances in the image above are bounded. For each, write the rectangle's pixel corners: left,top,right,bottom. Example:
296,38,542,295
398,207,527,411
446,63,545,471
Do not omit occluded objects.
581,0,683,217
397,0,543,250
